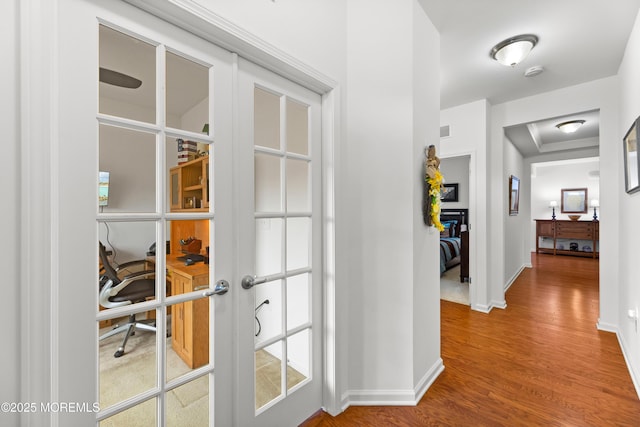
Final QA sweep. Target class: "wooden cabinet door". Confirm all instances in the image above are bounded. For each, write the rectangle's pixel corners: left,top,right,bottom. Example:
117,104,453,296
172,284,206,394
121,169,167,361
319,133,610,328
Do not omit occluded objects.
182,299,194,362
171,273,187,360
169,167,181,211
537,220,554,237
170,270,209,368
191,275,210,367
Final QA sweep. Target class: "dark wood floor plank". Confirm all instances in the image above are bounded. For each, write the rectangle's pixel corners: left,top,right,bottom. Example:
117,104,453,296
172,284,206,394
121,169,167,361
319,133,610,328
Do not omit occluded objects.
302,254,640,426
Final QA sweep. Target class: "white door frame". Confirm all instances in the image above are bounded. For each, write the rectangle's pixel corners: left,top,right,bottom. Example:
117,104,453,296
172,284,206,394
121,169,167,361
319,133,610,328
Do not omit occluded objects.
20,0,61,425
439,151,478,310
19,0,341,424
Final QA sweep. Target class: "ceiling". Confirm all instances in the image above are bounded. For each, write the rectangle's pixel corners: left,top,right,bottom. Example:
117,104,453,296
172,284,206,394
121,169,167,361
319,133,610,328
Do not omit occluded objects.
504,110,600,157
100,2,640,158
419,0,640,158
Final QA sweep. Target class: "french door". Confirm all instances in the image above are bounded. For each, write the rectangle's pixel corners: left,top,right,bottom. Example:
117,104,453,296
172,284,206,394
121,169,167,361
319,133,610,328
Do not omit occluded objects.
236,59,323,426
55,0,322,426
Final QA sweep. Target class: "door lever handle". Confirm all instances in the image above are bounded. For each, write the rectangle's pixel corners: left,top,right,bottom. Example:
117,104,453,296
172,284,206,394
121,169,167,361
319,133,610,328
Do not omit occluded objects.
199,279,229,296
241,275,267,290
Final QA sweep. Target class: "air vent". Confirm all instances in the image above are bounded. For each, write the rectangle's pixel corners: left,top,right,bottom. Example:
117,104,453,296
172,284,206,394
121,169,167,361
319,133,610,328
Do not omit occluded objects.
440,125,451,138
524,66,544,77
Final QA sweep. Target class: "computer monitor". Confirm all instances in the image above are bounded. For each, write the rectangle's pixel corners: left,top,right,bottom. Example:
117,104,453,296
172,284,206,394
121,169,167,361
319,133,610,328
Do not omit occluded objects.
99,171,110,207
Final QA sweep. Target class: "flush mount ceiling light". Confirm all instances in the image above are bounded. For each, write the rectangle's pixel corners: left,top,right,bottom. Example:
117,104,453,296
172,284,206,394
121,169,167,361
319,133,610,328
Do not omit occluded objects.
555,120,586,133
490,34,538,67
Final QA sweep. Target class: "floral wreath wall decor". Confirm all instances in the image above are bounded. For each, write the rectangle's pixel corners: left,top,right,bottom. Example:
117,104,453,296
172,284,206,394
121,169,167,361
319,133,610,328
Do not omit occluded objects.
423,145,445,231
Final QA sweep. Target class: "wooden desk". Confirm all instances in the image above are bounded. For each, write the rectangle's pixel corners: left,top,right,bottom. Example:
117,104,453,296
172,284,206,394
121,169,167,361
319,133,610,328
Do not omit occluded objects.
535,219,599,259
149,255,210,368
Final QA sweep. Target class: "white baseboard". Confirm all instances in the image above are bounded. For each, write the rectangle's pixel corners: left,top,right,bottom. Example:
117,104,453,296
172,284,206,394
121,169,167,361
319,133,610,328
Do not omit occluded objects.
601,322,640,400
340,392,350,413
470,264,524,313
472,300,507,313
596,319,617,333
344,389,421,407
471,303,491,313
491,300,507,310
343,358,444,407
414,358,445,403
504,264,526,292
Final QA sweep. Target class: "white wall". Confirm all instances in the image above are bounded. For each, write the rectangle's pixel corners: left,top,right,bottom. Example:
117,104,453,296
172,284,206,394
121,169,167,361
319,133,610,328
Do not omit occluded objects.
440,100,489,311
616,6,640,396
0,1,20,424
194,0,346,83
439,156,470,209
411,1,442,392
345,0,442,400
503,137,526,285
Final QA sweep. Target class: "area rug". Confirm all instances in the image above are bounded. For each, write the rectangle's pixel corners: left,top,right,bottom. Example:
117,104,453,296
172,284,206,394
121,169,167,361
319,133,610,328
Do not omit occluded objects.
441,265,470,305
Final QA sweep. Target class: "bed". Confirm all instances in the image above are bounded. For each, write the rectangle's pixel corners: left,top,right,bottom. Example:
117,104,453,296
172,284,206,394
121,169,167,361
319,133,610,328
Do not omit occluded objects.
439,209,469,282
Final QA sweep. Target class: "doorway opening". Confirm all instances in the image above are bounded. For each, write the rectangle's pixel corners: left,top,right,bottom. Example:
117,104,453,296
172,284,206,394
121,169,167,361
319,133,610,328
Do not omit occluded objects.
438,155,471,306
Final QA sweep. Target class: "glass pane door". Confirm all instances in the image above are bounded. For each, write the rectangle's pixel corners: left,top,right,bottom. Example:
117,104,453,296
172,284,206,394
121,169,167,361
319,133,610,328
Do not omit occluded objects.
93,10,233,425
58,3,320,426
237,59,323,427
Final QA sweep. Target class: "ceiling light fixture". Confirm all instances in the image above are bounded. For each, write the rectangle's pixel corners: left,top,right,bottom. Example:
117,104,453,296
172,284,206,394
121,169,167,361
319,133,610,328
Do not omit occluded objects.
555,120,586,133
490,34,538,67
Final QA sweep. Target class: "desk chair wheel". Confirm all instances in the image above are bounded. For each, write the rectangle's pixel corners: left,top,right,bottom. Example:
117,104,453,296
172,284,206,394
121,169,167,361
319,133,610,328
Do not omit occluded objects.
114,348,125,358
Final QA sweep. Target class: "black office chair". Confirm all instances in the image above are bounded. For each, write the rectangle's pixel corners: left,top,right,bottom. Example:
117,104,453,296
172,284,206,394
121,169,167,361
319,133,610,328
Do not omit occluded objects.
99,243,156,358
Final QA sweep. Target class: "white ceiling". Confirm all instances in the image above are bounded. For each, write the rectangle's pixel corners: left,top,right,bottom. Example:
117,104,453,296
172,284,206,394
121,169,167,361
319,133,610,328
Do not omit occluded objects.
100,3,640,157
504,110,600,157
420,0,640,157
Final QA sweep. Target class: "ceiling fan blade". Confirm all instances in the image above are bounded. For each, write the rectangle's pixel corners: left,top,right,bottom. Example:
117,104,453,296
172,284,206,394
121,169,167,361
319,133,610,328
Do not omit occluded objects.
99,67,142,89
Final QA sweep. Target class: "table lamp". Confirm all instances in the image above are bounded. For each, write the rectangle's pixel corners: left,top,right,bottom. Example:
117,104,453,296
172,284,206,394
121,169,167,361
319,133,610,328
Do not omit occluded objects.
549,201,557,220
590,199,599,221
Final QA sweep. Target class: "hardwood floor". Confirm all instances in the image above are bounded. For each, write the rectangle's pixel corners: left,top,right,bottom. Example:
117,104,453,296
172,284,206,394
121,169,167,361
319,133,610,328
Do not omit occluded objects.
303,254,640,426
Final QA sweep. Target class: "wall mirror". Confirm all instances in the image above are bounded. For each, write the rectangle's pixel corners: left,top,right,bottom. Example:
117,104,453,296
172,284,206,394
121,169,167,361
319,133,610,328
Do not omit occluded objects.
561,188,588,213
623,116,640,194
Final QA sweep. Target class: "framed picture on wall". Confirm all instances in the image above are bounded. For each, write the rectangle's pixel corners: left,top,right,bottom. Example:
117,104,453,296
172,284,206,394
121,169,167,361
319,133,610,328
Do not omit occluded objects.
561,188,588,213
623,116,640,194
441,183,458,202
509,175,520,215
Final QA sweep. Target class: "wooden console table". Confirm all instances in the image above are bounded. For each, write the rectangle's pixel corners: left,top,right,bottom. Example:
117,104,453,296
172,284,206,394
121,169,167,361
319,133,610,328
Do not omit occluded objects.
535,219,599,259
